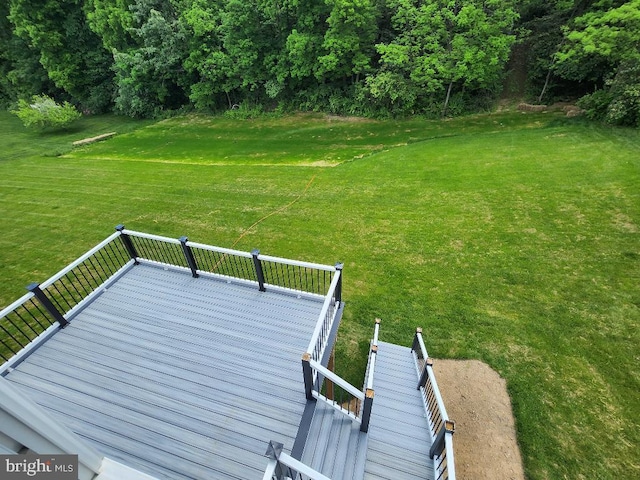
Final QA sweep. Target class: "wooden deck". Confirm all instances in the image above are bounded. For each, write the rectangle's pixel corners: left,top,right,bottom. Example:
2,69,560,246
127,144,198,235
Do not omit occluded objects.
4,264,325,479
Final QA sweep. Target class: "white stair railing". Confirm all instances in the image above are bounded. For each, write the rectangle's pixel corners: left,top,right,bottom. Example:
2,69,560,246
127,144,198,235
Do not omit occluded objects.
263,441,332,480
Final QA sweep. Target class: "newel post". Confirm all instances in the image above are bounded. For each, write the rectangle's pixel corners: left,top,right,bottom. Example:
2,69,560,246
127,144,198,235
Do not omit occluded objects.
115,224,139,264
265,441,291,480
251,249,266,292
334,262,343,303
179,236,199,278
418,357,433,390
360,388,374,432
27,283,68,328
411,327,422,353
429,420,456,459
302,352,314,400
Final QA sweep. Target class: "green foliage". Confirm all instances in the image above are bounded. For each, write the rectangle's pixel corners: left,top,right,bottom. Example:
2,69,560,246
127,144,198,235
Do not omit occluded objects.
10,94,81,130
113,0,190,117
8,0,114,112
4,0,637,121
222,102,267,119
317,0,378,81
556,0,640,126
577,58,640,126
370,0,518,115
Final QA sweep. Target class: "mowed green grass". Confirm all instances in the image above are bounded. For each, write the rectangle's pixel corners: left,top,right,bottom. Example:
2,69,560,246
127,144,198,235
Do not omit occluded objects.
0,110,638,479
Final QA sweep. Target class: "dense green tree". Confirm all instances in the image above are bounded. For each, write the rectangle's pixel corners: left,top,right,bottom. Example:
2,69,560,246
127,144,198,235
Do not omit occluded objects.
555,0,640,125
369,0,518,115
516,0,582,101
279,1,328,89
4,0,634,121
317,0,378,83
8,0,114,112
181,0,232,109
0,2,58,106
112,0,190,117
85,0,136,52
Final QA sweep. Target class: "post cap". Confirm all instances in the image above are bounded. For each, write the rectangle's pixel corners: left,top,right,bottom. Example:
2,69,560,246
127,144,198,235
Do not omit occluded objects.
115,224,125,232
179,236,188,243
251,248,260,256
265,440,283,459
416,327,423,333
302,352,311,361
371,345,378,353
335,262,344,270
26,282,40,292
375,318,381,324
426,358,434,366
365,388,375,399
445,420,456,433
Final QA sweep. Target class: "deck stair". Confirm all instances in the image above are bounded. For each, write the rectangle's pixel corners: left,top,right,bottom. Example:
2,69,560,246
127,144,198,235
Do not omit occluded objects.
294,324,437,480
363,340,434,479
298,400,369,479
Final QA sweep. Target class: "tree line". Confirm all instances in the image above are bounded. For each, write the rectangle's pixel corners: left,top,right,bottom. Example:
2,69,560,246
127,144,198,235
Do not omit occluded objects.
0,0,638,125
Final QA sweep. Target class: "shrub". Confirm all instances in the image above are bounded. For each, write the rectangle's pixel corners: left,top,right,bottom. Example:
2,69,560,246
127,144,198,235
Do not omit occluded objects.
11,94,81,130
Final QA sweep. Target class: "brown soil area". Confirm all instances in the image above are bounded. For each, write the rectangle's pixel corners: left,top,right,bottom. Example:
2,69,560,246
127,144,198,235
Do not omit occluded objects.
433,359,526,480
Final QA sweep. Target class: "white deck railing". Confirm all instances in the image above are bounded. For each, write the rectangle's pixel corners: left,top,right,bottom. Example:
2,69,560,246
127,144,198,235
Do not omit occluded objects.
263,440,332,480
412,328,456,480
1,225,340,376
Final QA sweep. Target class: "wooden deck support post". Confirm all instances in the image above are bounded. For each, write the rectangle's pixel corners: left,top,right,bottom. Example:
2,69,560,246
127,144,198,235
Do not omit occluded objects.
115,224,139,264
179,237,199,278
326,348,335,400
251,249,266,292
302,353,314,400
26,283,68,328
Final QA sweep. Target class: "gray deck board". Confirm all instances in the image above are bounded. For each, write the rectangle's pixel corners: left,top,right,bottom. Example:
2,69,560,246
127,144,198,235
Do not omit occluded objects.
4,264,324,480
300,400,368,480
364,341,434,480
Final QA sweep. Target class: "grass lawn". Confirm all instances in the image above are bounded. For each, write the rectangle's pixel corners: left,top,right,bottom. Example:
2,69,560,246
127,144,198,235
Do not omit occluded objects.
0,109,638,479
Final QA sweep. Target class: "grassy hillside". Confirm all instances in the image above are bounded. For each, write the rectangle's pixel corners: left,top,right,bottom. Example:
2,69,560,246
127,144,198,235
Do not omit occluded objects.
0,110,638,479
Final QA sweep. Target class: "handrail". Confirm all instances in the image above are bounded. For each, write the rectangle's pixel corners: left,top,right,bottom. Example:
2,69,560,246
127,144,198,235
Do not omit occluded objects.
365,318,381,391
305,270,341,361
184,240,253,258
1,231,132,370
2,225,341,377
40,231,123,289
120,229,181,245
309,359,365,401
258,254,336,272
302,319,378,435
412,327,456,480
264,440,332,480
414,330,450,422
0,293,35,320
122,228,336,296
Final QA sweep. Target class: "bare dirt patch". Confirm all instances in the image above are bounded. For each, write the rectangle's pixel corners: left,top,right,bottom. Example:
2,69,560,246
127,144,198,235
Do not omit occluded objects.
433,359,526,480
72,132,116,146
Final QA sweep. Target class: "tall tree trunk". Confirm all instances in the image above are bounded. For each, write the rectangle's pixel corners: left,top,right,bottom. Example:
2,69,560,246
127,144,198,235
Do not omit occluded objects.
442,81,453,118
538,68,552,103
